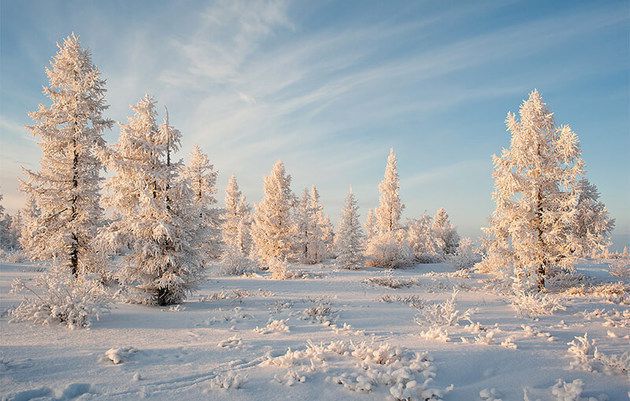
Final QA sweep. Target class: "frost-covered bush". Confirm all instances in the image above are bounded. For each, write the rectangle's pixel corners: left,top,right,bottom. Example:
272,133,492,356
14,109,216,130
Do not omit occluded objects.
254,319,290,334
302,302,336,324
589,282,628,305
365,232,413,269
218,246,254,276
567,333,629,377
448,237,480,269
609,259,629,279
509,291,565,318
406,215,443,263
550,378,607,401
415,291,472,328
262,339,453,401
10,269,111,329
268,258,290,279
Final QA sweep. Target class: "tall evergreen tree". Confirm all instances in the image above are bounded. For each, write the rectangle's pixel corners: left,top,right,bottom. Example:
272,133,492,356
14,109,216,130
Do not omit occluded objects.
20,34,112,276
335,188,365,269
183,145,221,262
251,161,296,266
375,149,404,233
102,96,203,305
572,178,615,257
222,175,251,255
478,90,586,290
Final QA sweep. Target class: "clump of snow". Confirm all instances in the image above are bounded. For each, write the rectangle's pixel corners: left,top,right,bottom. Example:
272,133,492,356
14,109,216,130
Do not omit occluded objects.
550,379,607,401
273,369,306,386
104,346,137,365
218,336,243,349
9,270,110,329
480,387,502,401
254,319,290,334
207,371,245,390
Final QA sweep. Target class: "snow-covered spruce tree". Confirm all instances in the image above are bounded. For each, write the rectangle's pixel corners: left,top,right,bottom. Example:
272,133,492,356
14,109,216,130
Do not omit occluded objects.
102,96,203,305
375,148,404,233
478,90,586,291
431,208,460,256
20,34,112,276
220,175,253,275
182,145,221,262
366,149,411,268
335,188,365,269
309,186,329,262
572,178,615,258
18,196,41,259
364,208,377,242
250,161,296,267
0,195,19,252
295,188,315,263
222,175,252,253
407,214,442,263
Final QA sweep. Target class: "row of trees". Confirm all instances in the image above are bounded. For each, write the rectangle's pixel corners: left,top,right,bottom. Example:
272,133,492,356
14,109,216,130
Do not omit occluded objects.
3,35,616,313
9,35,464,307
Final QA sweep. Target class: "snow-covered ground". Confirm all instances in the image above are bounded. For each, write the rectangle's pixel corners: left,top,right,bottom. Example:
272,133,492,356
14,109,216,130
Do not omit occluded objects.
1,262,628,401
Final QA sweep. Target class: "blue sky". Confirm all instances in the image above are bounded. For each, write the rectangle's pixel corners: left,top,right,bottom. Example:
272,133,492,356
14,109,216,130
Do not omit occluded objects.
1,0,629,248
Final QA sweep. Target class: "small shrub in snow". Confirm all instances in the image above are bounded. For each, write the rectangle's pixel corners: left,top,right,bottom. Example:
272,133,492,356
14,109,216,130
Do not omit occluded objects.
588,282,628,305
9,269,110,329
208,371,245,390
609,259,629,279
567,333,629,377
204,289,250,301
218,246,254,276
302,303,336,324
509,291,565,318
104,346,137,364
365,232,413,269
449,237,480,269
363,275,418,289
267,258,289,279
500,337,518,349
414,291,472,328
378,294,426,310
254,319,290,334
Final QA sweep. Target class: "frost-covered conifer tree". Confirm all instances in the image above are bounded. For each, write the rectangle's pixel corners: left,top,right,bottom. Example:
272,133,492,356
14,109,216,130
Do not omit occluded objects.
431,208,460,255
295,188,315,263
335,188,364,269
19,196,40,258
375,149,404,233
309,186,330,262
251,161,296,266
20,34,112,276
0,195,19,252
222,175,251,254
478,90,586,290
365,149,410,268
183,145,221,262
365,209,377,242
102,96,203,305
572,179,614,257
